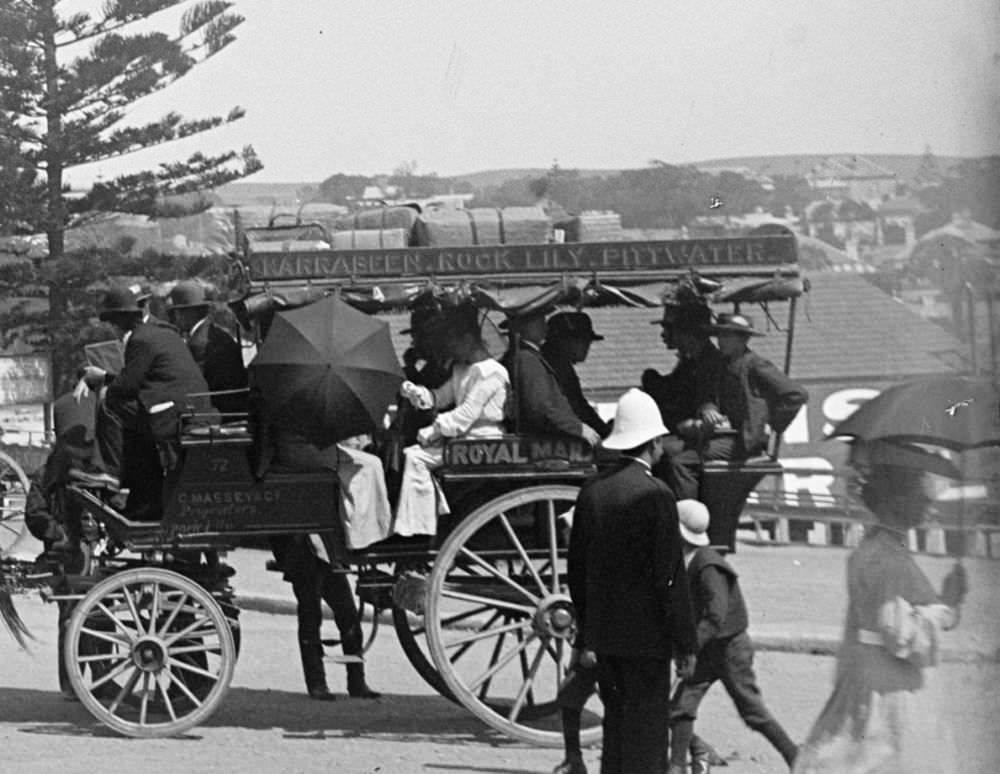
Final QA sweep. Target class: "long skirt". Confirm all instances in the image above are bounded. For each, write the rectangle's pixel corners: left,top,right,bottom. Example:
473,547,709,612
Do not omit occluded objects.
393,444,449,537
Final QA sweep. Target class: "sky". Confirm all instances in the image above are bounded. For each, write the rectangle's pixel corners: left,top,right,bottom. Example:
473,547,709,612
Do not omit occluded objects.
65,0,1000,186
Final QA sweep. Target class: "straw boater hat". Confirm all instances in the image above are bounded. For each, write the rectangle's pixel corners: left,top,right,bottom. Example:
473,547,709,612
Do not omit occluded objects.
677,499,711,546
546,311,604,341
98,285,143,321
601,389,669,450
706,312,765,337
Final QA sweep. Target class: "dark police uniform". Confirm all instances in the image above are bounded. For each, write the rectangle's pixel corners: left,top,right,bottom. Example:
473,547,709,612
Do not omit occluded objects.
569,458,696,774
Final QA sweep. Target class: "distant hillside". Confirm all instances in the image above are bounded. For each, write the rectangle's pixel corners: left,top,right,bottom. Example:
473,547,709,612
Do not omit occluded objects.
213,181,321,206
452,168,621,188
690,154,971,182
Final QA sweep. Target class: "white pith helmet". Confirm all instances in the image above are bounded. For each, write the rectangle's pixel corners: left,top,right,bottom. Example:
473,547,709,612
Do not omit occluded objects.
677,499,711,546
602,388,670,450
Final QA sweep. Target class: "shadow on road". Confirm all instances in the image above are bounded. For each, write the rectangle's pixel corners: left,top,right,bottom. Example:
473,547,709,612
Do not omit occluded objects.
0,686,532,746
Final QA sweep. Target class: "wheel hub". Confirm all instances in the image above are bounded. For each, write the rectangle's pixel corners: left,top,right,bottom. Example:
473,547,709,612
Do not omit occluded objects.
132,636,167,672
533,593,577,640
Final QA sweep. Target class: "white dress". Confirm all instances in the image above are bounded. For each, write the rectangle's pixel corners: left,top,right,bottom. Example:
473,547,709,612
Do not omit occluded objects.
393,359,509,536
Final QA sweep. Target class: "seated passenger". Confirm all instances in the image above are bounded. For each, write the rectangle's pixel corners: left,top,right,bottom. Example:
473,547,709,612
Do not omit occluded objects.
167,280,249,417
71,285,216,516
500,310,601,446
541,312,611,439
698,313,808,462
394,306,509,537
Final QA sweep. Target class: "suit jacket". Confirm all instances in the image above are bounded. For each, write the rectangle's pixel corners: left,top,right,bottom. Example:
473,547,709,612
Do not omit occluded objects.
501,343,584,439
541,343,610,437
643,343,726,433
712,349,809,455
105,322,212,416
568,459,697,659
187,319,248,416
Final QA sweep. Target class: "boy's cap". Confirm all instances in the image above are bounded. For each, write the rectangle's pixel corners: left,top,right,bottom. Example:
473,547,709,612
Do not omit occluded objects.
677,499,710,546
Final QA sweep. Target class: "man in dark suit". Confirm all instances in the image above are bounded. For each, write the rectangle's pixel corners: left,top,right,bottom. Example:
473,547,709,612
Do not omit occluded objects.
71,285,214,513
500,310,601,446
541,312,610,439
568,389,698,774
167,280,248,417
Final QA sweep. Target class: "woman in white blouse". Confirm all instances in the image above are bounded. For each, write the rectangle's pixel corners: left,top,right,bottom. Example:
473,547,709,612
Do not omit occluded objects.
393,307,509,536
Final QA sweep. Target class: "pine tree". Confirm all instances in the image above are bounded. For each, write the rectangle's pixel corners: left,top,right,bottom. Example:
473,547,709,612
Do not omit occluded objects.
0,0,262,388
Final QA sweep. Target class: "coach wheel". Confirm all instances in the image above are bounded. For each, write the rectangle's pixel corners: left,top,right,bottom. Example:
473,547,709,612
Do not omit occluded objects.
425,484,603,747
64,568,236,738
0,451,30,555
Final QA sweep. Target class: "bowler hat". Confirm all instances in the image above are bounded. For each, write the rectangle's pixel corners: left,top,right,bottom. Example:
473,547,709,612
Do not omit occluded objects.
168,280,210,310
546,311,604,341
128,283,152,303
98,285,142,321
705,312,764,337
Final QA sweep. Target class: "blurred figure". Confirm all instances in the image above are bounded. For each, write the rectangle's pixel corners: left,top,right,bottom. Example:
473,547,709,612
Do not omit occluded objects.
542,312,610,439
792,452,967,773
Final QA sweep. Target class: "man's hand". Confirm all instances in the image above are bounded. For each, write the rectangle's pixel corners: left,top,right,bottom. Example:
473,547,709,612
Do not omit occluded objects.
80,366,107,390
571,648,597,670
675,654,696,680
72,377,90,404
581,425,601,447
697,403,726,427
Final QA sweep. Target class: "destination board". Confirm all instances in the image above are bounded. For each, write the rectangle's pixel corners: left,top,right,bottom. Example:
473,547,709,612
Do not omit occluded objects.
245,236,797,282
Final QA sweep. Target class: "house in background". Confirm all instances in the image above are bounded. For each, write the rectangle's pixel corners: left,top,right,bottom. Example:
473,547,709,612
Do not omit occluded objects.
805,156,897,206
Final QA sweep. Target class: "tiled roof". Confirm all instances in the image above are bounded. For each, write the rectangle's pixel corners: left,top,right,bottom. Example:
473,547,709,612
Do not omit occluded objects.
384,273,967,403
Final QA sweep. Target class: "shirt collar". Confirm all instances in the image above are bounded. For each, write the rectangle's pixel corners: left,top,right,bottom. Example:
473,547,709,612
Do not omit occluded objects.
122,329,133,346
189,316,209,338
621,455,652,472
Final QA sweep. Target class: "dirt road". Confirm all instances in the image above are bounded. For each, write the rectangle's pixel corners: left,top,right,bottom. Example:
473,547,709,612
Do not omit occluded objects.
2,593,998,774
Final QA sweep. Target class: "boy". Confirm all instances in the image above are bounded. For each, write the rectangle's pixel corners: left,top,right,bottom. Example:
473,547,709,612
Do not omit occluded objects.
669,500,798,774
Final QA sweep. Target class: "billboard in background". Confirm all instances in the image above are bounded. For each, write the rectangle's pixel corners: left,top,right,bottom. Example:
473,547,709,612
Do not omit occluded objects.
0,353,53,406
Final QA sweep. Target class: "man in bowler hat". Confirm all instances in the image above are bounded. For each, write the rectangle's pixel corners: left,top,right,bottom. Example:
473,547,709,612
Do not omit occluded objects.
542,311,610,439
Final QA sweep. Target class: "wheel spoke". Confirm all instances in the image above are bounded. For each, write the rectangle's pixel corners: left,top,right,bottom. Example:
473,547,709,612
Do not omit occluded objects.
497,514,549,596
440,588,536,615
95,603,137,639
107,666,142,714
157,675,178,722
457,546,540,605
148,584,161,635
467,630,536,693
444,618,531,649
156,593,188,637
121,585,145,632
80,626,132,648
77,652,128,664
168,657,218,682
441,604,492,628
170,642,221,656
139,673,151,726
88,657,133,691
546,500,560,593
164,614,217,646
165,668,204,708
508,643,547,721
451,611,503,665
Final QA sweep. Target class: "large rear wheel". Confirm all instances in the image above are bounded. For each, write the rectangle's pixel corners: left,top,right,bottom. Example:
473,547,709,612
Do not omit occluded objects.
424,484,603,747
64,568,236,737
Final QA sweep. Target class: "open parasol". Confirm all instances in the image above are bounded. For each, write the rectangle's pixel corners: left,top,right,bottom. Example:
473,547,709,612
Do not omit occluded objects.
250,295,404,448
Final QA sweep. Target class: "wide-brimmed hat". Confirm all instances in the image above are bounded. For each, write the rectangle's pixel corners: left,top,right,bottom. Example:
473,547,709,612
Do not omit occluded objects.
168,279,210,310
705,313,764,337
677,499,710,546
98,285,143,321
547,311,604,341
651,303,713,331
602,388,669,450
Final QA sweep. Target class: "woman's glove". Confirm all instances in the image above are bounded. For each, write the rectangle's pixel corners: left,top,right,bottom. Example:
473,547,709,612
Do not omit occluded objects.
940,562,968,608
401,381,433,410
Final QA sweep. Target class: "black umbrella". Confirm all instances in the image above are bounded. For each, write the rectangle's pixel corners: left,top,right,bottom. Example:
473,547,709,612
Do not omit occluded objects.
251,295,403,447
830,375,1000,451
